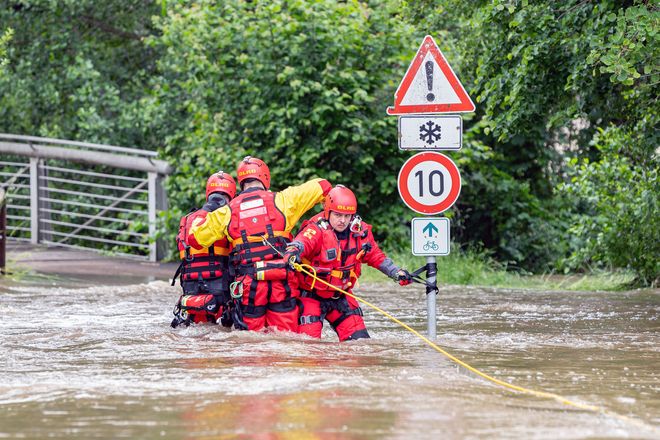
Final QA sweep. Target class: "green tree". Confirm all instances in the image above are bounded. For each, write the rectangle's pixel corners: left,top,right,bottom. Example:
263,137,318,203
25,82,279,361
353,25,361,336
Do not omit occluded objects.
149,0,417,247
0,0,162,147
408,0,657,153
405,0,658,279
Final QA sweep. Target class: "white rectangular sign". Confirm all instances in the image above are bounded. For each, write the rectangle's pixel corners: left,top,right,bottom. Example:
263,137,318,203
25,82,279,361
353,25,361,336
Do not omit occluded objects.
398,115,462,150
411,217,450,256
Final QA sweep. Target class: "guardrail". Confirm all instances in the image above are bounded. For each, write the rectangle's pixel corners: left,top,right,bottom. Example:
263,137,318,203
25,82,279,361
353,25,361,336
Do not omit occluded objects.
0,134,172,261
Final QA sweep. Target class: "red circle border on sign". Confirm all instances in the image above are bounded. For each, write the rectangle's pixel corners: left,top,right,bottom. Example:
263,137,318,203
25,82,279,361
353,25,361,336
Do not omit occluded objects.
397,152,461,214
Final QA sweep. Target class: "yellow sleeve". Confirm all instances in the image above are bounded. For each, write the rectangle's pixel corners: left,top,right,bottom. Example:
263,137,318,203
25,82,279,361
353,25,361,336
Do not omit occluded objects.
275,178,327,232
187,205,231,248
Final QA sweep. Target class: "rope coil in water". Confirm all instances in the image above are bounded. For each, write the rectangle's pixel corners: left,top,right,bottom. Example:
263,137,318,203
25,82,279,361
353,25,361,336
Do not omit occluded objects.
291,261,655,433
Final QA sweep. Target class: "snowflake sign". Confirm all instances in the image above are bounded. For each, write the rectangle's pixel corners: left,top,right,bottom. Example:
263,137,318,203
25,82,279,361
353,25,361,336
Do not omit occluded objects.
398,115,462,150
419,121,442,144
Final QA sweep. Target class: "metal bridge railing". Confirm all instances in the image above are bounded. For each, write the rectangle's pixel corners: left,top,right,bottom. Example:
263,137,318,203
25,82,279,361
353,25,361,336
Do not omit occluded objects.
0,134,172,261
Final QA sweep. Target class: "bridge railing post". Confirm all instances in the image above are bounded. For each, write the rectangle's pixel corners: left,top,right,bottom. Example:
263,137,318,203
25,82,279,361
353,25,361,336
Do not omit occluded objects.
38,160,52,242
29,157,51,244
148,172,157,262
156,173,168,261
1,187,6,274
148,172,168,262
29,158,40,244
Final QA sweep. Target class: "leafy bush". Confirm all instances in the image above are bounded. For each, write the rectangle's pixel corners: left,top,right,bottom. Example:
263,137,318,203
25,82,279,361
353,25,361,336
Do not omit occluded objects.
450,132,570,272
0,27,11,73
558,127,659,286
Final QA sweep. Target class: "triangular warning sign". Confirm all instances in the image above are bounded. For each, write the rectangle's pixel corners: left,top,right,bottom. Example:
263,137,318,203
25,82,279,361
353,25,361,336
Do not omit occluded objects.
387,35,475,115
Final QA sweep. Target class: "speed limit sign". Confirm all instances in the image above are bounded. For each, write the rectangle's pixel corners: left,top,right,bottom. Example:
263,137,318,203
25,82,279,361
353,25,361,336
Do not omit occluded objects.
397,152,461,214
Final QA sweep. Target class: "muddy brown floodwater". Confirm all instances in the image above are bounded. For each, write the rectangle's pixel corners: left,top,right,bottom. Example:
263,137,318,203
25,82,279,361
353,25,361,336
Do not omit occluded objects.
0,277,658,439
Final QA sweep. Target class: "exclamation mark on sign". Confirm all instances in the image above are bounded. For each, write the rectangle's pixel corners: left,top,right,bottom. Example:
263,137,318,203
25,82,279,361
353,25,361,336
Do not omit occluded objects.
425,61,435,102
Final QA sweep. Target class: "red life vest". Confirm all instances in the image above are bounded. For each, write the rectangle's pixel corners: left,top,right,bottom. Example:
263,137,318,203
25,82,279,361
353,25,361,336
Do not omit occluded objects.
227,189,292,267
175,210,230,285
299,214,372,298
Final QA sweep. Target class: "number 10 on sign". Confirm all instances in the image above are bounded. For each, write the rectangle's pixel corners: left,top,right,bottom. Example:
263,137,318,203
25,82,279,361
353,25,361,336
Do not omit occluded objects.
398,152,461,215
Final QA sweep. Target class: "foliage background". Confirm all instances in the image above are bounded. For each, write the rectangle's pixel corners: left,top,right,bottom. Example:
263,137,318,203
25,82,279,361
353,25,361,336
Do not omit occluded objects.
1,0,657,285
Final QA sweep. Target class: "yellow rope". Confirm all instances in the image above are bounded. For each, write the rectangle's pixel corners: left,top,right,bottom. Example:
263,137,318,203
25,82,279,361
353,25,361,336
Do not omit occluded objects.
292,262,655,432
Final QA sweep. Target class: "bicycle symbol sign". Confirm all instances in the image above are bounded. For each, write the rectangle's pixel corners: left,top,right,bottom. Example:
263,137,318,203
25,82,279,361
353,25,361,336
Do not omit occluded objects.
423,241,439,252
411,217,450,256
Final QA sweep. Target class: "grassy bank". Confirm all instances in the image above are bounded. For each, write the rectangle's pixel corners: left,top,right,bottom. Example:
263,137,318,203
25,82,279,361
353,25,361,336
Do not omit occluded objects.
359,249,637,292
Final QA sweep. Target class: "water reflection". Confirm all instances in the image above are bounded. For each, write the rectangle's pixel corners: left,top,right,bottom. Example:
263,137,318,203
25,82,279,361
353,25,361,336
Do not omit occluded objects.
180,390,397,440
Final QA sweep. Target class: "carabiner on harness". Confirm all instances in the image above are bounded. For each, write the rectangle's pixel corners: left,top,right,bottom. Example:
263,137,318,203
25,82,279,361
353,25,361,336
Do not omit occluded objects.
349,215,363,233
230,281,244,299
184,245,194,262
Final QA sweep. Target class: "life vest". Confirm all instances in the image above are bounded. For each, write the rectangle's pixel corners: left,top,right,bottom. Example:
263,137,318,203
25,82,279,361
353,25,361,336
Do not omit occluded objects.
299,214,372,298
173,210,231,291
227,189,292,268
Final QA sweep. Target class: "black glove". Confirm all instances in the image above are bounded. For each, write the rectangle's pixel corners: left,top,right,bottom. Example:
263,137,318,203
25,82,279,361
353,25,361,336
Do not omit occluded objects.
202,192,228,212
397,269,413,286
170,299,189,328
283,242,303,266
219,304,234,328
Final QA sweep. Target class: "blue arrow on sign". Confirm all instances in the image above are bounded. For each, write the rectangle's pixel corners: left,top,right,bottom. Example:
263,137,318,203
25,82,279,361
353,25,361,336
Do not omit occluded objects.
423,222,439,237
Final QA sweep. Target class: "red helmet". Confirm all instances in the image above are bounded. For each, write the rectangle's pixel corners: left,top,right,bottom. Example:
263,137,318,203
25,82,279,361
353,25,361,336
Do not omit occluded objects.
205,171,236,200
323,185,357,218
237,156,270,190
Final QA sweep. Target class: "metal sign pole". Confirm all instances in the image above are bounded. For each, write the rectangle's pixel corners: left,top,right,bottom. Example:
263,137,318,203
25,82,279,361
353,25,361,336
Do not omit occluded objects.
426,256,437,339
390,35,475,342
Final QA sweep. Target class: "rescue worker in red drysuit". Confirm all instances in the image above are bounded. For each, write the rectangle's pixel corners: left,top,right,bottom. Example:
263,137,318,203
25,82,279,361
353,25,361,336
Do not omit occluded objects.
187,156,332,333
284,185,413,341
171,171,237,328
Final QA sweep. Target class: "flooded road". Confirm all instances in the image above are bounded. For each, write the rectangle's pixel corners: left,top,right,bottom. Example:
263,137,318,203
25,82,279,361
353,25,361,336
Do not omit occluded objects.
0,278,658,439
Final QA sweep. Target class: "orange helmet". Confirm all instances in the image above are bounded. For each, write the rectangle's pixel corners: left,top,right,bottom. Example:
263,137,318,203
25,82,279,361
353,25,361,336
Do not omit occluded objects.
205,171,236,200
237,156,270,190
323,185,357,218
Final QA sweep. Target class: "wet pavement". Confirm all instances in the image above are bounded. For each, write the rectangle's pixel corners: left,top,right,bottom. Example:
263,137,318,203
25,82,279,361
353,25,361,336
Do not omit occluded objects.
4,242,178,284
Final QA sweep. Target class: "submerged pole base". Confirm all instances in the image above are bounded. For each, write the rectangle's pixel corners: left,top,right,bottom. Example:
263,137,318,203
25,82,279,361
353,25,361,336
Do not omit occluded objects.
426,256,438,339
